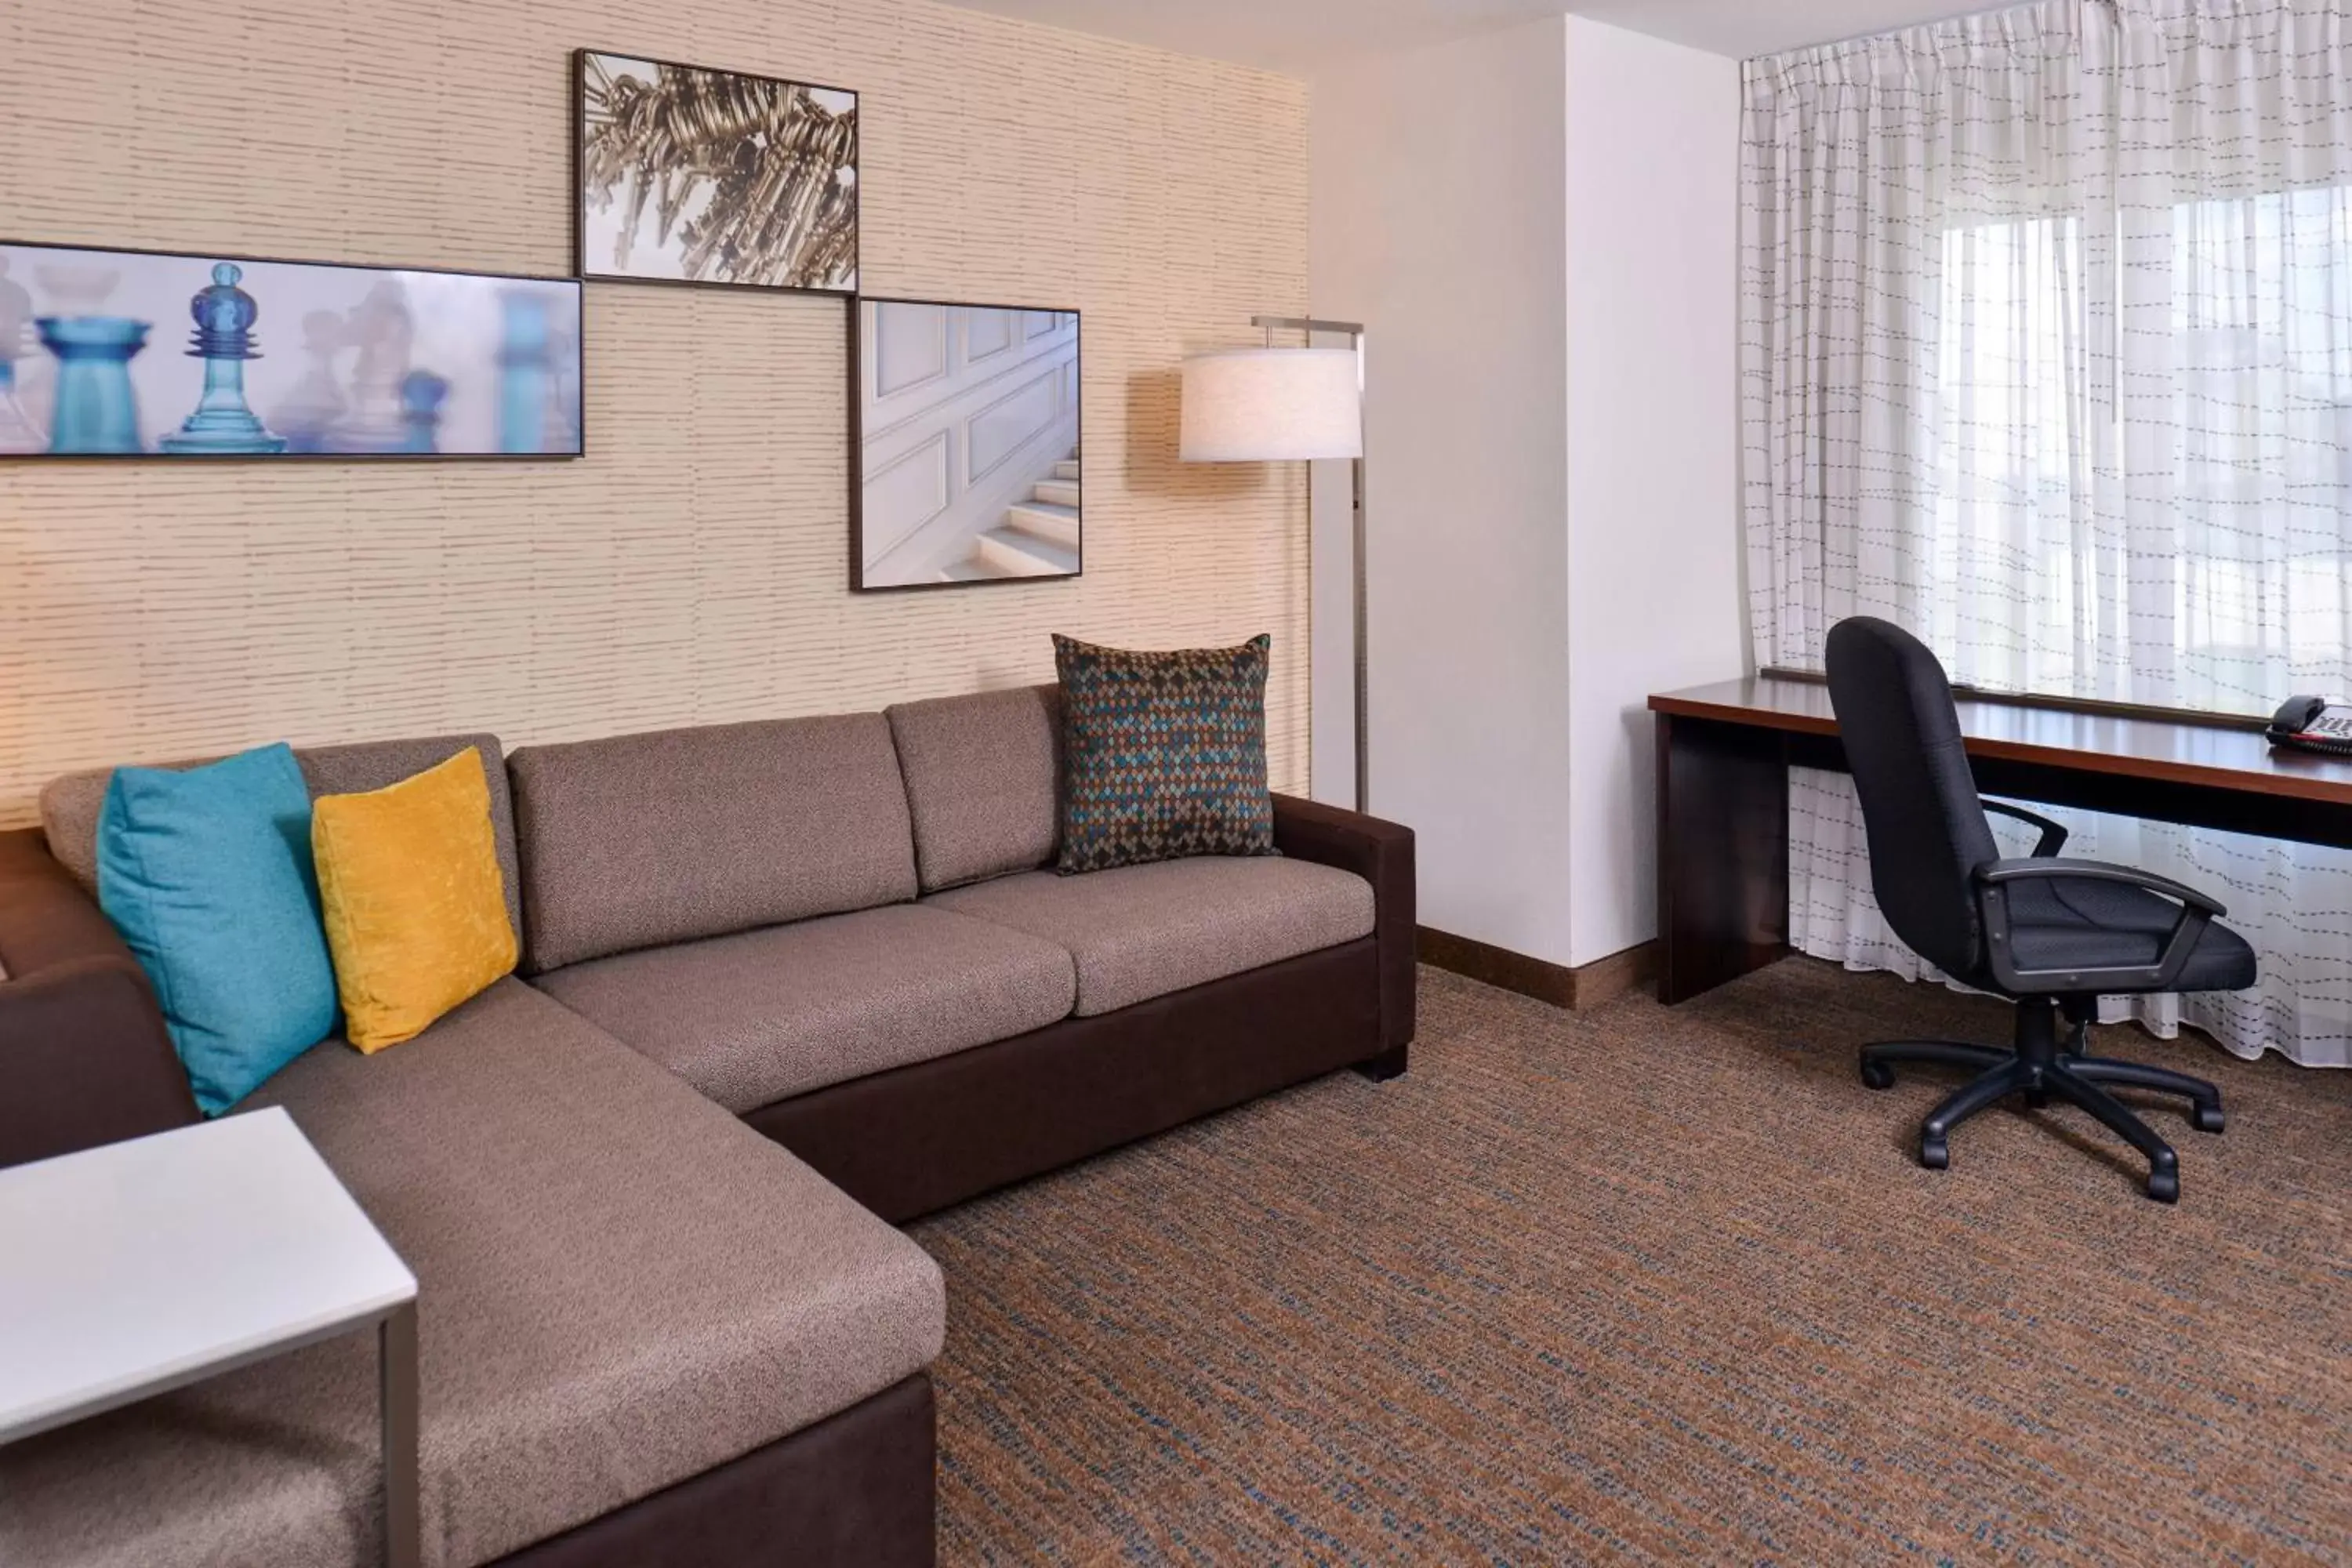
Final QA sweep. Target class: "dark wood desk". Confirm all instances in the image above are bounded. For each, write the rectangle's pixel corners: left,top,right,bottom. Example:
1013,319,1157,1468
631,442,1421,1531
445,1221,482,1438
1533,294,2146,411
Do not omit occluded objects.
1647,676,2352,1004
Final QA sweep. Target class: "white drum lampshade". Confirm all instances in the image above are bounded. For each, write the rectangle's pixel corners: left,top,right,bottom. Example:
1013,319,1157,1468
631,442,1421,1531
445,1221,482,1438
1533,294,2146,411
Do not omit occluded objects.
1179,347,1363,463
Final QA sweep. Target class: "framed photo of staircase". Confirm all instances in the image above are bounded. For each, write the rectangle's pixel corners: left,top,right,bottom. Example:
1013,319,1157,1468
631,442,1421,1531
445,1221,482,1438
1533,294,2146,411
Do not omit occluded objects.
851,296,1082,590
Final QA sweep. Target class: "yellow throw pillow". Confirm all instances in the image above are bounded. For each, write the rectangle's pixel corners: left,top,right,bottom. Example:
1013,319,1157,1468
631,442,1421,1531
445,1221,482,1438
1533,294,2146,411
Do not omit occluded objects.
311,748,518,1053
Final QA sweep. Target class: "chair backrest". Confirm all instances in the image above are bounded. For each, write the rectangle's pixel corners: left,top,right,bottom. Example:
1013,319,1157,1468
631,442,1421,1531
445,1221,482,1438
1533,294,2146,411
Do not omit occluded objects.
1823,618,2002,976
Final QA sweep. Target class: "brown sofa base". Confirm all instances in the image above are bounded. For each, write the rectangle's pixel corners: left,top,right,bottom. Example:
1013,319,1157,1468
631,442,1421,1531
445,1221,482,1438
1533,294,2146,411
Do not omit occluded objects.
749,938,1388,1225
494,1374,935,1568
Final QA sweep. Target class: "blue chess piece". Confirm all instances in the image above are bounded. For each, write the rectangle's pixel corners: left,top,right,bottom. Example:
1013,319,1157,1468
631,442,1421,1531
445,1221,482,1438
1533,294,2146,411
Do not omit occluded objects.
159,263,288,454
398,370,449,454
496,289,553,455
39,315,150,454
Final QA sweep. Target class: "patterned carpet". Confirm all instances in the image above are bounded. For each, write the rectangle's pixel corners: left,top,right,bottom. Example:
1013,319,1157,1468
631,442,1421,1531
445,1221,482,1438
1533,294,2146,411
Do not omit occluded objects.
910,960,2352,1565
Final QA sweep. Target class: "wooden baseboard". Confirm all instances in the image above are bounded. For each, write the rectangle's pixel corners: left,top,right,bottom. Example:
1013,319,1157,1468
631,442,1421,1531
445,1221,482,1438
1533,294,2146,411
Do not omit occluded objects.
1416,927,1659,1012
1417,927,1576,1007
1566,940,1661,1010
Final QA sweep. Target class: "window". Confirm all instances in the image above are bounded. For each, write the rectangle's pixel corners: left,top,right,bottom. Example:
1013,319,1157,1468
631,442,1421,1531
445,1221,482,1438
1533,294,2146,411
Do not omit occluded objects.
1933,188,2352,713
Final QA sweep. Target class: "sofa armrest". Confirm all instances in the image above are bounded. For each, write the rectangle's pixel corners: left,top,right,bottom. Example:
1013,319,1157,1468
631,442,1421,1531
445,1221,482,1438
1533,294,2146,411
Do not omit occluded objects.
0,828,196,1168
1272,795,1416,1050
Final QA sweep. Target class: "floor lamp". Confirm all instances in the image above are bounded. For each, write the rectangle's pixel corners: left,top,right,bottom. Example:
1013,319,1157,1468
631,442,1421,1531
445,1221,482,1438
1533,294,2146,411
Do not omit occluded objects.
1178,316,1370,813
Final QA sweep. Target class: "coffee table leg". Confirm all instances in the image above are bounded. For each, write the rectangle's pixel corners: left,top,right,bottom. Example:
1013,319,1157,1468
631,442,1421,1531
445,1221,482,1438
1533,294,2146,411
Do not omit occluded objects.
382,1301,419,1568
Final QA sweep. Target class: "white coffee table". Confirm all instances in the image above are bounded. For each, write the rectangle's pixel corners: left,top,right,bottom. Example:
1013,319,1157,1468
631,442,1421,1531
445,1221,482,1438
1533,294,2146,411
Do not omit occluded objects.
0,1106,420,1568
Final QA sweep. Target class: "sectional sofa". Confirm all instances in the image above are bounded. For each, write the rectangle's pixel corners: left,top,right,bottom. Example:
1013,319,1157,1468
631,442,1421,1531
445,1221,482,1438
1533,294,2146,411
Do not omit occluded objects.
0,684,1415,1568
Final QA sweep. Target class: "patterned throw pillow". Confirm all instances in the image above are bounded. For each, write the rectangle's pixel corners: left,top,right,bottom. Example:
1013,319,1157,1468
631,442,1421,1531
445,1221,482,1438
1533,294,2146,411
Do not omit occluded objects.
1054,633,1277,874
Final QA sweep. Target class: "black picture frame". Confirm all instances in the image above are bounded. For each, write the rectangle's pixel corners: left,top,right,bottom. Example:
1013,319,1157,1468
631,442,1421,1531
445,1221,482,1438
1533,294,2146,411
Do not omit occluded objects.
849,294,1085,593
0,237,586,462
574,48,861,298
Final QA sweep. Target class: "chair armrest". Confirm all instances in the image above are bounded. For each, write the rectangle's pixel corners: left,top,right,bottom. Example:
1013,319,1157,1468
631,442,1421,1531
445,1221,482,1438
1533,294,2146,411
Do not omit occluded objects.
1272,795,1416,1049
1976,857,2223,914
1973,856,2220,994
0,829,196,1168
1982,799,2069,857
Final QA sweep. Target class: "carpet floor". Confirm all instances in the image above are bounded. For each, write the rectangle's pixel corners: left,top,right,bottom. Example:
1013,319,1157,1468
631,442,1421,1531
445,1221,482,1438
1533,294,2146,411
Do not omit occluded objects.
910,959,2352,1566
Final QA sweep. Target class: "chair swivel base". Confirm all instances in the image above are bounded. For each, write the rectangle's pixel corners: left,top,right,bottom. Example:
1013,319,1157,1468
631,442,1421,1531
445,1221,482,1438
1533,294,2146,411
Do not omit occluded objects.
1858,1000,2223,1203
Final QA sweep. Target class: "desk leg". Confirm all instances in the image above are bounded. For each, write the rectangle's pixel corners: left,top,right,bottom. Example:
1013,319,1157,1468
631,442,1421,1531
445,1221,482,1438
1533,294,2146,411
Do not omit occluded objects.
1656,713,1791,1004
382,1301,419,1568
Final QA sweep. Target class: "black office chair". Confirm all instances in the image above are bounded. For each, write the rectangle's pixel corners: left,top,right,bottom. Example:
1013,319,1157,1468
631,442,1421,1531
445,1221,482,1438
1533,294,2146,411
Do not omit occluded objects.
1824,617,2257,1202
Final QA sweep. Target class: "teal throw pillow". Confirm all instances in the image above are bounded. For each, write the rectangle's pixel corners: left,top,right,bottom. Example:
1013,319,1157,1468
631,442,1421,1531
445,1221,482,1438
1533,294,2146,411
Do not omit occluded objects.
1053,633,1277,874
97,743,338,1114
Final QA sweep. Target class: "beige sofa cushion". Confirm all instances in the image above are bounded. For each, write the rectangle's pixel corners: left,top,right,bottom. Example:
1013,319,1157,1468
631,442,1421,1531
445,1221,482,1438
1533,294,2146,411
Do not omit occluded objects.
536,905,1076,1112
506,715,918,973
38,734,522,938
928,856,1376,1016
884,684,1062,892
0,979,944,1568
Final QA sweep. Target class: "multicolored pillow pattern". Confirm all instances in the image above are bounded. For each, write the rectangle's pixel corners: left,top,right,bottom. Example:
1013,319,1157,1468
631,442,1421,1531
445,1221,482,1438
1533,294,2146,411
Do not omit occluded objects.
1053,633,1276,875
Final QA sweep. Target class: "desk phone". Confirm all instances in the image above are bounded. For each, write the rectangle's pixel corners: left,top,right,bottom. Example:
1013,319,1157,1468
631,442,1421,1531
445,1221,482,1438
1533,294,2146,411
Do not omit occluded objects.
2269,697,2352,757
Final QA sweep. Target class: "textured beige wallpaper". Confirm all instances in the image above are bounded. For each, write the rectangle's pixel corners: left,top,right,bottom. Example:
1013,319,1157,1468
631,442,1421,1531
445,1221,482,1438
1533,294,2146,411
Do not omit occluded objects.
0,0,1310,824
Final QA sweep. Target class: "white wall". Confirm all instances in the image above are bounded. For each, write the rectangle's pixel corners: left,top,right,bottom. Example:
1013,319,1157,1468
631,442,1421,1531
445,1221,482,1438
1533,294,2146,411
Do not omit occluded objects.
1562,18,1745,964
1311,16,1577,964
1309,14,1743,971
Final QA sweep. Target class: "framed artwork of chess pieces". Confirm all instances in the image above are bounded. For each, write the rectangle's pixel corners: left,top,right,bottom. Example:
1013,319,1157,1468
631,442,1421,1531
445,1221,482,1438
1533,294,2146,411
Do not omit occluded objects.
851,298,1082,591
0,241,584,459
576,50,859,296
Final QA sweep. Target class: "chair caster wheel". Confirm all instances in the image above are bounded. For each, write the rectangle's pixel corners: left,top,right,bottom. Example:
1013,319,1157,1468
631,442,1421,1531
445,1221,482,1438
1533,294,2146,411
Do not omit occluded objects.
1919,1136,1949,1171
1861,1061,1895,1091
2024,1089,2049,1109
2147,1169,2180,1203
2194,1105,2225,1134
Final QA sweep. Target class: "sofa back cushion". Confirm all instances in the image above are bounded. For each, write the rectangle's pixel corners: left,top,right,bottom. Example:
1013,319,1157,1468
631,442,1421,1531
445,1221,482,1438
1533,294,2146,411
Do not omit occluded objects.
506,714,918,973
42,734,522,938
885,684,1062,892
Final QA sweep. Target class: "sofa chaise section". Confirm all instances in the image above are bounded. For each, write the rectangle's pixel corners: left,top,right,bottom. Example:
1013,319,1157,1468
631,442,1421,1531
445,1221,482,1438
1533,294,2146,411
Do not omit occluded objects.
0,978,944,1568
10,735,945,1568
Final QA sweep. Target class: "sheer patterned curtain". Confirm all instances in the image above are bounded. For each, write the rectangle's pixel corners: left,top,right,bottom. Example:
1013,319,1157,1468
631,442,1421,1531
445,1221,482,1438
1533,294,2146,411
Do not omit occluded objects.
1743,0,2352,1067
